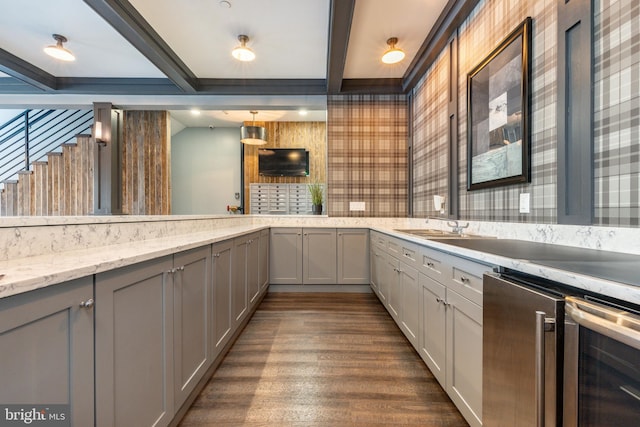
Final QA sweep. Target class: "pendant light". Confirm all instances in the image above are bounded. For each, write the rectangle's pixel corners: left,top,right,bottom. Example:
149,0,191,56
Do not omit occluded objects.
44,34,75,61
381,37,405,64
232,35,255,62
240,111,267,145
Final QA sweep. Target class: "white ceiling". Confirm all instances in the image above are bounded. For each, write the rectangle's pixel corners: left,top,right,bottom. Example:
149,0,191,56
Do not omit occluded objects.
0,0,452,127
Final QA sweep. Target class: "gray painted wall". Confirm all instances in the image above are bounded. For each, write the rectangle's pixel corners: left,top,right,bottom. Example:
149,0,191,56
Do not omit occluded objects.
171,127,242,214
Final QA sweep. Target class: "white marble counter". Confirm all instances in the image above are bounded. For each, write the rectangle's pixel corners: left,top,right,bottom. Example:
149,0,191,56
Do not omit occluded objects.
371,226,640,306
1,215,640,305
0,224,267,299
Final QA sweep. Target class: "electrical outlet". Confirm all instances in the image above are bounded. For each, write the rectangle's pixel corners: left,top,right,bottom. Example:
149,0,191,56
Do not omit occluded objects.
349,201,366,211
519,193,530,214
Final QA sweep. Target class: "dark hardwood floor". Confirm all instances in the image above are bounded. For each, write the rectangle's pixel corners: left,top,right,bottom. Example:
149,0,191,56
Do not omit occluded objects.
179,292,468,426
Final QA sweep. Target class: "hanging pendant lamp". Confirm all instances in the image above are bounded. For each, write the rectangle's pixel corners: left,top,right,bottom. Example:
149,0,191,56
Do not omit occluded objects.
381,37,405,64
240,111,267,145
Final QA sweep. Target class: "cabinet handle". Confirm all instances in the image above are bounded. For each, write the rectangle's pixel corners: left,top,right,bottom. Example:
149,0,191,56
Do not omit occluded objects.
79,298,94,309
459,276,470,283
168,268,176,274
213,253,220,258
427,262,435,268
177,266,185,271
435,297,443,304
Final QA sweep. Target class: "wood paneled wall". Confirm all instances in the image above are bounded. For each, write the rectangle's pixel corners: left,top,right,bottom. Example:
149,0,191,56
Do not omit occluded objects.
122,111,171,215
243,121,327,211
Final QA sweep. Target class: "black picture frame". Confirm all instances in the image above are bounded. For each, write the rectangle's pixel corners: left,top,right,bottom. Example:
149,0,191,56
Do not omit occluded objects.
467,17,532,191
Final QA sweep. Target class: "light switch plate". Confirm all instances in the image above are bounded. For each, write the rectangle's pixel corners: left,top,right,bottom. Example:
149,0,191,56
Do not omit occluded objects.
519,193,530,214
349,201,366,211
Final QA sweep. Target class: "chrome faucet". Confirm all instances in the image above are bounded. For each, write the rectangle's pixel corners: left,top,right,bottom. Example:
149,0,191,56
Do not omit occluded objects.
447,220,469,235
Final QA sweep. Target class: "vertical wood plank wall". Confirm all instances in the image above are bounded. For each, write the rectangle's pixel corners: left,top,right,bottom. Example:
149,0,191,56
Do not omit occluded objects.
243,121,327,211
122,111,171,215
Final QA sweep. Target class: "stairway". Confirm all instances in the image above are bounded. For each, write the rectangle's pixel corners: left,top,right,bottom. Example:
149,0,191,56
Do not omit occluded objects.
0,135,97,216
0,108,94,217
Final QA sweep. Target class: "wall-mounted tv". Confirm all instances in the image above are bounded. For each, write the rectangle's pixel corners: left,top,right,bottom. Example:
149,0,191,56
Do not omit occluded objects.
258,148,309,177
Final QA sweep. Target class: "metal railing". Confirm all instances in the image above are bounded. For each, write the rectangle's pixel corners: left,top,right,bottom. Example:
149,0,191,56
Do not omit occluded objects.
0,109,93,183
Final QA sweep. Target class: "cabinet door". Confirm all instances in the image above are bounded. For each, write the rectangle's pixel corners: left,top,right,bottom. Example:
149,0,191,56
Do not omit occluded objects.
337,229,370,284
399,262,420,348
259,229,269,292
270,228,303,284
173,246,211,408
232,236,249,326
247,232,261,307
446,289,483,427
95,256,174,427
0,277,94,426
419,273,447,387
212,239,233,356
303,228,337,284
371,247,386,302
383,253,401,322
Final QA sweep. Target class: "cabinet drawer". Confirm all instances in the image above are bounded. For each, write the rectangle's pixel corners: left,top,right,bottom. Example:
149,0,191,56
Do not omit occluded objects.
446,258,491,306
420,247,448,283
370,231,387,250
387,238,401,256
399,241,420,270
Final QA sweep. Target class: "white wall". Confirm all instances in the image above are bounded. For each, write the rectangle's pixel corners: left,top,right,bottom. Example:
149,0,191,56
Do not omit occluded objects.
171,127,242,214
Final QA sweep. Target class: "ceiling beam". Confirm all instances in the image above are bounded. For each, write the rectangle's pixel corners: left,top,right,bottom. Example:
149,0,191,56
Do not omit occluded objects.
9,77,327,96
340,79,404,94
326,0,356,94
0,48,56,92
83,0,199,93
402,0,482,92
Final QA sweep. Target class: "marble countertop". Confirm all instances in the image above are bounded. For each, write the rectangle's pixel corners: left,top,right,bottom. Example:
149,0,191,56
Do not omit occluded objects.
1,218,639,307
0,224,268,300
372,227,640,306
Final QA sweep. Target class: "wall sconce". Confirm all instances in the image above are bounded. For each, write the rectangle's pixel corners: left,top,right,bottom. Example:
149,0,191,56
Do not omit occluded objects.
94,121,106,146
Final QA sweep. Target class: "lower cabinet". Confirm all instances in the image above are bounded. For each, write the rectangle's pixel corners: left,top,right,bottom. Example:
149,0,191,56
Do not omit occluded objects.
258,228,269,293
95,256,175,427
446,289,483,427
371,232,488,427
0,277,95,426
271,227,369,285
173,247,211,409
337,229,370,284
419,273,447,385
303,228,337,284
212,239,233,356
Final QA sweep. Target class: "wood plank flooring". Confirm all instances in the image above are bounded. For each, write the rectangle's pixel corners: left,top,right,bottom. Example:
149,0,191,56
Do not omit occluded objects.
179,292,468,426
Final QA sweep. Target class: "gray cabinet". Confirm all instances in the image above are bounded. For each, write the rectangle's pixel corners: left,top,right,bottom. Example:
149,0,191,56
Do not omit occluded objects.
419,273,447,386
370,232,490,427
0,277,94,426
212,239,233,356
399,262,420,348
303,228,337,284
446,289,483,427
337,229,370,284
259,228,269,293
270,227,303,284
232,236,249,326
173,246,211,408
95,256,175,427
247,232,262,307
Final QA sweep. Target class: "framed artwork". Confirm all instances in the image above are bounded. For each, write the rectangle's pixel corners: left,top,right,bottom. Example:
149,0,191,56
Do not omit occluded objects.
467,17,532,190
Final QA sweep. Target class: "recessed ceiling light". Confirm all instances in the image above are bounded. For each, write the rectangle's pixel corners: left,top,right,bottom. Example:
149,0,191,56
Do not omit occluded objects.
44,34,75,62
381,37,405,65
191,109,201,116
298,109,308,116
232,35,255,62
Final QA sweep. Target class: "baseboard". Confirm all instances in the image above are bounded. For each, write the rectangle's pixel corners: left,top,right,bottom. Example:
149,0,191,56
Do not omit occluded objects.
268,284,373,293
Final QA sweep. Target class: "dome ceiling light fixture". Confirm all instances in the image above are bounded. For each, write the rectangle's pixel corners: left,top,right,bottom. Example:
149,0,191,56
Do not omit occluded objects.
240,111,267,145
44,34,75,61
232,35,255,62
381,37,405,65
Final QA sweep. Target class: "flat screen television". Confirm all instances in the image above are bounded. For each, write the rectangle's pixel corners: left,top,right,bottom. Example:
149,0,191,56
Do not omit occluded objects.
258,148,309,176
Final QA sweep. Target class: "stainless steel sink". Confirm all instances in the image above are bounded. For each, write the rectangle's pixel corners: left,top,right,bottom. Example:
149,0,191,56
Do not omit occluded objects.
393,229,491,239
